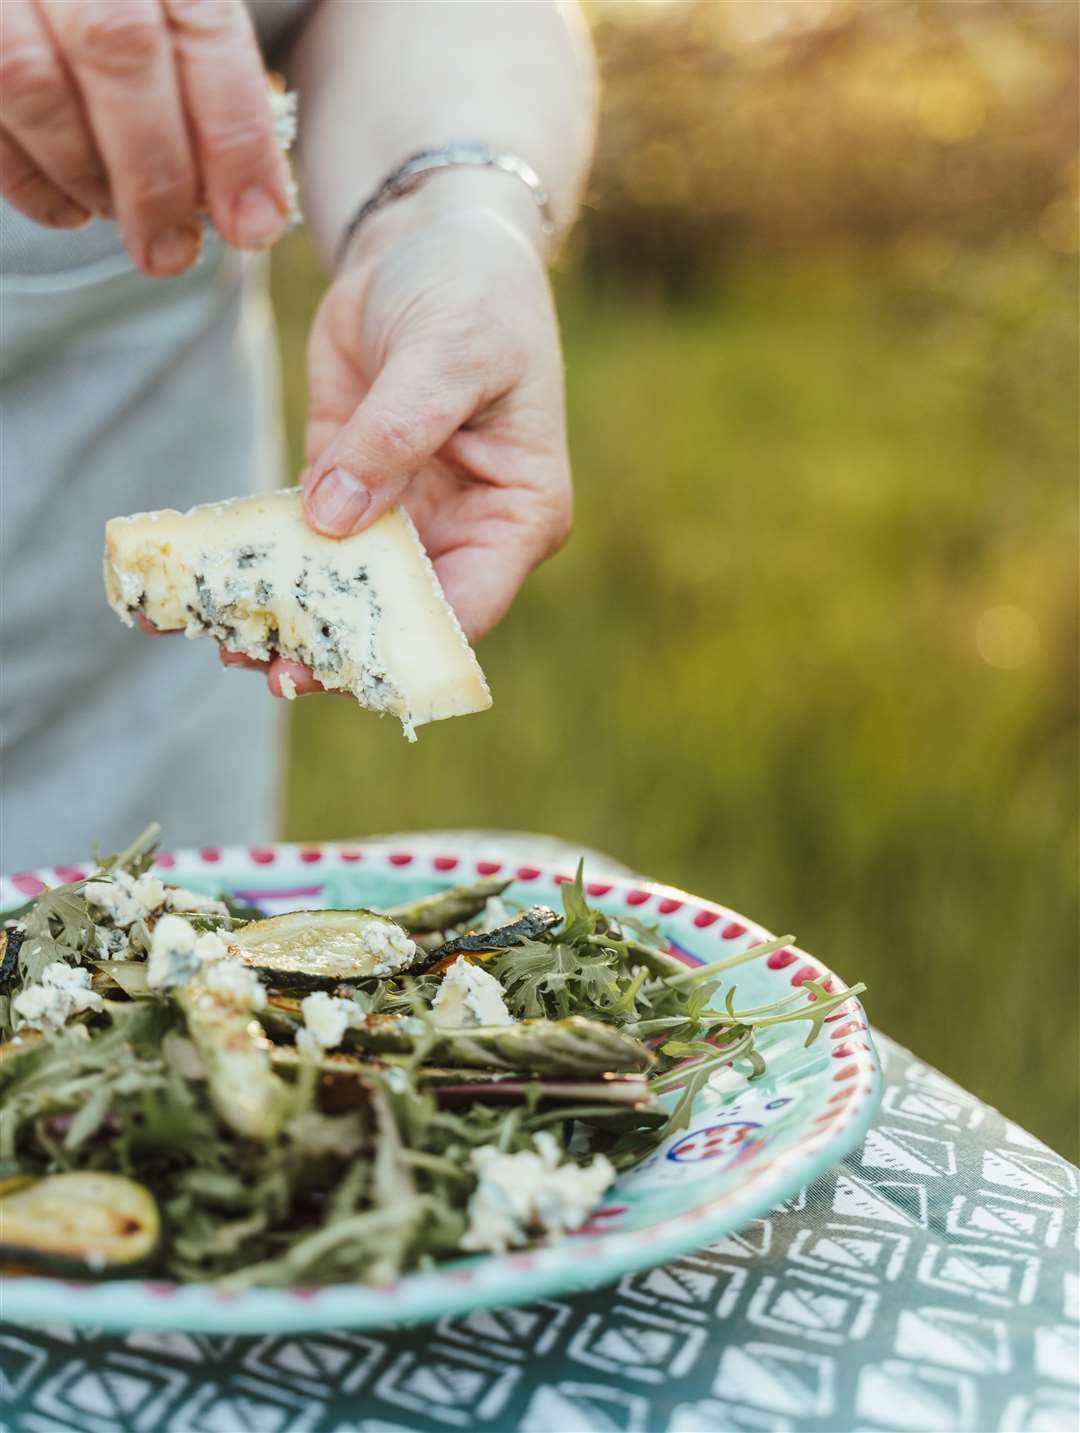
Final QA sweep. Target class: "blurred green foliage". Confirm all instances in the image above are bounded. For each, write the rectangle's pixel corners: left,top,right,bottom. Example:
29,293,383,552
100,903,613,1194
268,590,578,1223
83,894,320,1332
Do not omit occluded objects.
270,0,1078,1158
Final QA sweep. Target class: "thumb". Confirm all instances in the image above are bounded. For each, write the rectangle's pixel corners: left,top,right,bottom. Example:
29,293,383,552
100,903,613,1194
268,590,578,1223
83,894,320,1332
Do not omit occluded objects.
303,347,480,537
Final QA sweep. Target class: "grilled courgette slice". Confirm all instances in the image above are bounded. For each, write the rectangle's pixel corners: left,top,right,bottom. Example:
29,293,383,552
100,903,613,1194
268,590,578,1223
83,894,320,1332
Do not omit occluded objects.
0,1172,159,1276
233,909,418,988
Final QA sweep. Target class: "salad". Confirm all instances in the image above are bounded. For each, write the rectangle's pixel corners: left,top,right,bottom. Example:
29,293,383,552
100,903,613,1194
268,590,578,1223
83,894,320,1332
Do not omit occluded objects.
0,829,863,1289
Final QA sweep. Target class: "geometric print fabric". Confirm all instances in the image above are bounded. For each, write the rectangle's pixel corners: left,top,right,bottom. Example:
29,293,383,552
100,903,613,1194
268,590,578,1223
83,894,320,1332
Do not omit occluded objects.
3,1033,1077,1433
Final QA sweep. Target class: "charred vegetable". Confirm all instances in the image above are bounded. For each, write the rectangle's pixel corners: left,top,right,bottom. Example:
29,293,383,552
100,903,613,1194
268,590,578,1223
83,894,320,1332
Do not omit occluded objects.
345,1012,654,1076
234,910,418,988
419,905,561,973
176,986,290,1141
0,1172,160,1275
382,876,513,933
0,925,24,987
268,1043,658,1115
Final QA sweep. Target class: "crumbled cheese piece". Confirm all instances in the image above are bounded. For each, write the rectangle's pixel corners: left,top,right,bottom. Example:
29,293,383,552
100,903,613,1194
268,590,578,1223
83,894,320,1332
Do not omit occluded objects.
296,991,364,1058
146,915,228,990
356,918,417,976
84,869,164,928
13,962,104,1032
200,959,266,1010
93,926,129,960
431,956,514,1028
482,896,512,930
163,887,229,917
270,88,298,150
84,868,227,932
278,671,298,701
461,1132,615,1254
269,86,300,229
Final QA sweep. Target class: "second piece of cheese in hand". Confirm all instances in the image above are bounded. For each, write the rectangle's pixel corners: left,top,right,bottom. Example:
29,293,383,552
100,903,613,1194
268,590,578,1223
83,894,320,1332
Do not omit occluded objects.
103,489,490,737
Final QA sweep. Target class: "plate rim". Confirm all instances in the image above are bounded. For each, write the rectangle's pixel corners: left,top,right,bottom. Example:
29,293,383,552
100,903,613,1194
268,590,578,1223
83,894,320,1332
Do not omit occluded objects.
0,837,882,1332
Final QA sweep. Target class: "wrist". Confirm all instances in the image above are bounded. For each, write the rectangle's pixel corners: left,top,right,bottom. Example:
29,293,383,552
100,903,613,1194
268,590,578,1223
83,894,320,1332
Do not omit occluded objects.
336,167,550,275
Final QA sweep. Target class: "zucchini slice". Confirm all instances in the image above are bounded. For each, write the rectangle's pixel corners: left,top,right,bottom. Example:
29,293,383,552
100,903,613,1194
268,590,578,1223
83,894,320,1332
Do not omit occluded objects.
233,909,418,988
417,906,561,974
176,986,290,1141
382,876,513,934
0,1172,159,1276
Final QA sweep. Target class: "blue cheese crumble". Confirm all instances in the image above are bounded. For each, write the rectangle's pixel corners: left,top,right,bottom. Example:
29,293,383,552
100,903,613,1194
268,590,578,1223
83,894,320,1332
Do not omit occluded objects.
13,962,104,1032
297,991,366,1058
200,958,266,1010
461,1132,615,1254
84,870,228,952
147,915,228,990
430,956,514,1028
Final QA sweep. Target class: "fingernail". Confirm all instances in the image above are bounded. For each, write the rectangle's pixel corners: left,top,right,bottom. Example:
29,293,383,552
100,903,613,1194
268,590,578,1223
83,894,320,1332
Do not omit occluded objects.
233,186,286,249
307,468,371,535
148,224,201,276
48,200,90,229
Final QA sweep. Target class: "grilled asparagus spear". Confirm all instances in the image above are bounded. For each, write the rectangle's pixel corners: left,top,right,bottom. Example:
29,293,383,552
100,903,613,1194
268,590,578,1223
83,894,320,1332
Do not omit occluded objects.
382,876,513,933
176,986,291,1141
344,1013,654,1076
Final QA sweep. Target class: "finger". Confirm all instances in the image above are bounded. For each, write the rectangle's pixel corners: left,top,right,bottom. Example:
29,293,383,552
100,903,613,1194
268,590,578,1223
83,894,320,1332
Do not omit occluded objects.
163,0,289,251
40,0,202,277
433,540,540,645
219,646,268,672
0,0,110,216
304,346,482,538
137,612,182,636
267,658,332,699
0,125,88,226
426,475,572,643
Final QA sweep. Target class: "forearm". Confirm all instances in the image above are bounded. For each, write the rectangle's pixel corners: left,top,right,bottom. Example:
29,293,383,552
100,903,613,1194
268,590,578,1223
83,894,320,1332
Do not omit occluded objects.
286,0,596,266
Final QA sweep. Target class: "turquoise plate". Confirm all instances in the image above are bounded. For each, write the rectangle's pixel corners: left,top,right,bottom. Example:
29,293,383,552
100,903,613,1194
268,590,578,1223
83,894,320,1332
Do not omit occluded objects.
0,838,881,1333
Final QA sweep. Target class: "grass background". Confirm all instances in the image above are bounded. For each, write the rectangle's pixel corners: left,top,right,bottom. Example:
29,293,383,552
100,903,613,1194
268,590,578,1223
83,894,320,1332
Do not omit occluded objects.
270,230,1077,1161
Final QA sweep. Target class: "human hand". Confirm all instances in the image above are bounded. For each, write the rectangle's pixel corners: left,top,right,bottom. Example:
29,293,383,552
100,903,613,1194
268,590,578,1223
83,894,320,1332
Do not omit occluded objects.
0,0,290,274
261,182,573,698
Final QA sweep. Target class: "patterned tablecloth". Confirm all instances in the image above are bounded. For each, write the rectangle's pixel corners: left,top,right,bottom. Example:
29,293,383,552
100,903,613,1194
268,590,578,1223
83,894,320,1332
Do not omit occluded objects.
2,835,1078,1433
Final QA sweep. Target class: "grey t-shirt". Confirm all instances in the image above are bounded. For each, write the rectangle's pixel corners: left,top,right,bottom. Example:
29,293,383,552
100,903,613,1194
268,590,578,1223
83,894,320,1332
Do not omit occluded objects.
0,0,313,872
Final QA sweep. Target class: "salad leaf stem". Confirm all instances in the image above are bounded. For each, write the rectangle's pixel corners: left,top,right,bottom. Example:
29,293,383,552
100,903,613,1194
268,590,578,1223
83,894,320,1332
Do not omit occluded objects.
639,935,795,997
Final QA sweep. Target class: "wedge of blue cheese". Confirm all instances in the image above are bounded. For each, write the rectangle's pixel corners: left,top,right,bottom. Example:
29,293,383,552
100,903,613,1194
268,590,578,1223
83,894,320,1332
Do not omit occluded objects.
103,489,491,735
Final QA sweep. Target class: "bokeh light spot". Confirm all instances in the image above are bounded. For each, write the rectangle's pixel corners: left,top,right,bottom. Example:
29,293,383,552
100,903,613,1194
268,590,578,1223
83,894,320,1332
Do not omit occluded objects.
917,73,986,144
975,605,1040,669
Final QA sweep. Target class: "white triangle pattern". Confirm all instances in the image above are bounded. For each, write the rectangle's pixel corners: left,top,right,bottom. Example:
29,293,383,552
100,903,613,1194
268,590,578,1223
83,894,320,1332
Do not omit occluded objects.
3,1033,1076,1433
